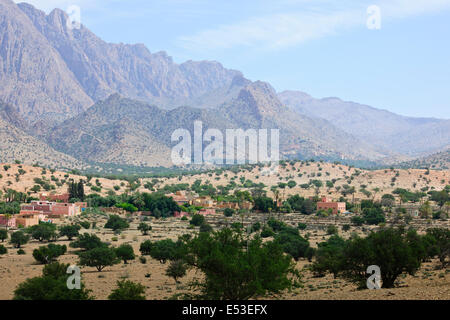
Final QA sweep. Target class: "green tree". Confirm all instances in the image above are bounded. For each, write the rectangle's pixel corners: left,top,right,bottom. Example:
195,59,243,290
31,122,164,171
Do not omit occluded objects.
33,244,67,264
425,228,450,268
149,239,179,264
104,215,129,232
253,196,275,212
28,223,57,242
0,244,7,255
312,235,346,278
223,208,234,217
139,240,153,255
115,244,135,264
190,214,205,227
183,228,298,300
165,260,187,283
342,228,422,288
274,226,311,261
137,223,152,235
108,280,146,300
59,225,81,241
79,247,119,272
0,229,7,242
70,233,106,251
14,263,93,300
10,231,30,248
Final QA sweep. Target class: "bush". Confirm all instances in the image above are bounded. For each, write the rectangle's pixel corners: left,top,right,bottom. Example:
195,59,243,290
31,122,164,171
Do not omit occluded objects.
326,225,339,235
17,249,25,255
351,216,364,226
199,223,213,233
0,244,7,255
33,244,67,264
260,226,275,238
297,223,307,230
139,256,147,264
342,224,351,232
108,280,146,300
251,222,261,233
115,203,138,213
78,221,90,230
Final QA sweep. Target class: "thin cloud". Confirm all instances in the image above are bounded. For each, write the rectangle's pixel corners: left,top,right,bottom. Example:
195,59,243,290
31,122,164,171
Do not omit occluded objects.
178,0,450,51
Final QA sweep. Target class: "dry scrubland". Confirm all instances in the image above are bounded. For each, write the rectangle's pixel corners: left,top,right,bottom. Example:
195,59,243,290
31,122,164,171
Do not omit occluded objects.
0,213,449,300
0,161,449,300
1,162,448,201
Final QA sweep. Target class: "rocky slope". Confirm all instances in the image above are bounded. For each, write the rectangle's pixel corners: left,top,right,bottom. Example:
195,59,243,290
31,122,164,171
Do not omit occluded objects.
279,90,450,157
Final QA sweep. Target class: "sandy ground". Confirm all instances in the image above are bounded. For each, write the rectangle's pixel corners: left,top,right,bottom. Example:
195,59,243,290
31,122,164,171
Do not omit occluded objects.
0,214,448,300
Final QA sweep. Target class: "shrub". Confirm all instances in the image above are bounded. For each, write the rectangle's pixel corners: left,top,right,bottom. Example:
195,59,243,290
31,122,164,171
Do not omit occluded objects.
139,256,147,264
260,226,275,238
78,221,90,229
297,223,307,230
199,223,213,233
17,249,25,255
326,225,339,235
351,216,364,226
0,244,7,255
108,280,146,300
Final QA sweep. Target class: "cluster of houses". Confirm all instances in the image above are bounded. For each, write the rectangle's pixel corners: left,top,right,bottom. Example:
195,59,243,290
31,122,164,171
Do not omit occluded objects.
0,193,86,229
169,191,253,218
169,192,347,216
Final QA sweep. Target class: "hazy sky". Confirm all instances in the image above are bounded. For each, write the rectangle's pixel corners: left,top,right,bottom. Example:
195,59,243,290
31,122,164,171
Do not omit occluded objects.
15,0,450,119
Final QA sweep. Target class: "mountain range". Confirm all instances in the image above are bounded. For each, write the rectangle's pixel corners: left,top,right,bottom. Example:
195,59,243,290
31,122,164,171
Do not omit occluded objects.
0,0,448,170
